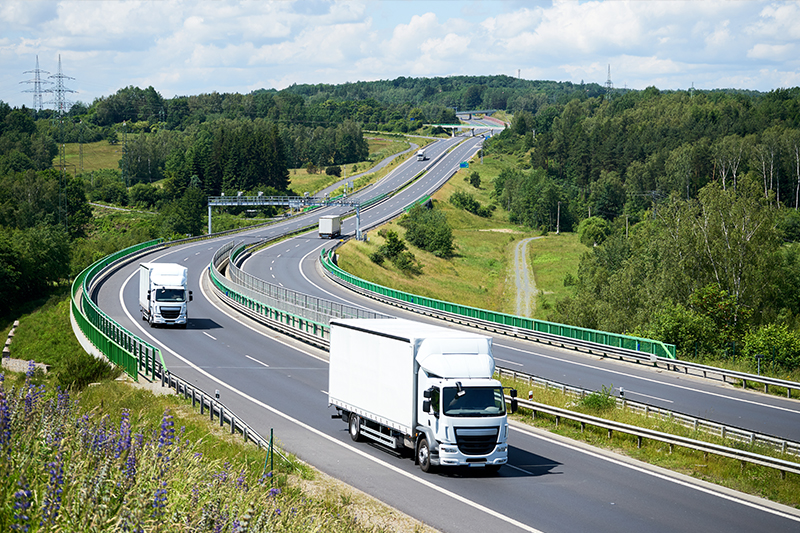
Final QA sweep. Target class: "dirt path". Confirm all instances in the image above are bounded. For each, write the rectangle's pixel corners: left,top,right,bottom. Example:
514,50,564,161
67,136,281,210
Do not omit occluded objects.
513,237,542,317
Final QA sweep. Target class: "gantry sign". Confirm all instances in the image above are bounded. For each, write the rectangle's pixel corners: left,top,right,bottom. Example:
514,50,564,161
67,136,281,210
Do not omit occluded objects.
206,194,364,238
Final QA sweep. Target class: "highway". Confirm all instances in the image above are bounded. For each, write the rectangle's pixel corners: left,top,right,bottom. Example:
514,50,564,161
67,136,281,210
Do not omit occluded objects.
92,133,800,532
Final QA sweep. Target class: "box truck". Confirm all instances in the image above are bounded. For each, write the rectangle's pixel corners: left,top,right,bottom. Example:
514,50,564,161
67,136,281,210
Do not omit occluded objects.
139,263,192,328
328,318,516,473
319,215,342,239
416,149,427,161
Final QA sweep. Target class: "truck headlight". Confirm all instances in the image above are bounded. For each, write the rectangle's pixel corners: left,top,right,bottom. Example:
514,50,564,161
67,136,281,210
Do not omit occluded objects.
496,444,507,453
440,446,458,454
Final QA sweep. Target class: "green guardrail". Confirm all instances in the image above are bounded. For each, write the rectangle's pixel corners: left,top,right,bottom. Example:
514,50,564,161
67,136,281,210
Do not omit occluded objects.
71,239,167,381
320,248,676,359
404,195,431,212
208,255,329,342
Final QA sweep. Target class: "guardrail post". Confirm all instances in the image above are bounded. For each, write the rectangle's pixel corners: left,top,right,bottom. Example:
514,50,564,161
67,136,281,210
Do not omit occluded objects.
219,406,224,427
231,416,236,434
209,401,214,421
637,436,642,448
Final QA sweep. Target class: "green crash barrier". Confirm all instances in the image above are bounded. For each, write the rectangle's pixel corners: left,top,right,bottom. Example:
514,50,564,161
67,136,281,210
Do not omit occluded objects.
320,248,676,360
71,239,167,381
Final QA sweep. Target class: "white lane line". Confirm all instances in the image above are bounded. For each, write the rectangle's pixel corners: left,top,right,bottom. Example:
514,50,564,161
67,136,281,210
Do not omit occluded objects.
203,332,217,341
511,424,800,523
495,357,523,367
117,271,544,533
497,343,800,416
245,355,269,368
626,390,673,403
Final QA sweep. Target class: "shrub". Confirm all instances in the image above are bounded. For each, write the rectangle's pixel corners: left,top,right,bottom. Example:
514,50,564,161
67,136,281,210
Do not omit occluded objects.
325,166,342,177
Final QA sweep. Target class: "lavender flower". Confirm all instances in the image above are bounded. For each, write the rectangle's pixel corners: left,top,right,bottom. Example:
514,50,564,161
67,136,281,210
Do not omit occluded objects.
157,409,174,471
0,389,10,453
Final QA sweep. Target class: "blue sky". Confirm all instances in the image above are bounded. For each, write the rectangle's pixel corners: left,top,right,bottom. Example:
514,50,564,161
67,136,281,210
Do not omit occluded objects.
2,1,799,110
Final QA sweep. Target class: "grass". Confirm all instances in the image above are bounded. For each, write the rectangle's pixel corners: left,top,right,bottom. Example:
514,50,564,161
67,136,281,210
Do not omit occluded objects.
498,373,800,508
55,139,127,175
336,151,584,318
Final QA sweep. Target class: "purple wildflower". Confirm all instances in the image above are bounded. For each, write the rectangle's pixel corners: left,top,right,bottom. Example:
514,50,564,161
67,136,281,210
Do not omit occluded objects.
116,409,131,459
152,481,168,518
11,476,32,532
40,454,64,526
268,487,281,498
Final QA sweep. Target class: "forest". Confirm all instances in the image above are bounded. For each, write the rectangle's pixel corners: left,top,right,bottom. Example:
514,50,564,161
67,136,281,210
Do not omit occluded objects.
486,86,800,370
2,75,800,369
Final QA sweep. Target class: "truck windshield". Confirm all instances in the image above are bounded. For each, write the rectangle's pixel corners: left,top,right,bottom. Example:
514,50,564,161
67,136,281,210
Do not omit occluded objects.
442,386,506,417
154,288,185,302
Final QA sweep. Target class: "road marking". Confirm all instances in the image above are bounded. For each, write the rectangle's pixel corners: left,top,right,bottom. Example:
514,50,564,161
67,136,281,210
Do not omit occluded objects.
203,332,217,340
496,343,800,416
245,355,269,368
626,390,673,403
495,357,523,367
511,424,800,523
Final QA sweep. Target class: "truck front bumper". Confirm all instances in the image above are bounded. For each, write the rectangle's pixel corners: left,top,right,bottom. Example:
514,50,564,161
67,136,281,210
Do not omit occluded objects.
434,443,508,467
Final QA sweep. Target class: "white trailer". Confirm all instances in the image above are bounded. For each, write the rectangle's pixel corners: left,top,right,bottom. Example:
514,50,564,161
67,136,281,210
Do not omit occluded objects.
139,263,192,328
318,215,342,239
328,318,515,473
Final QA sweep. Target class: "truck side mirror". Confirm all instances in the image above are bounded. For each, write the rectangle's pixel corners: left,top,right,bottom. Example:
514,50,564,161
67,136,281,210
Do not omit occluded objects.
422,399,431,413
189,290,193,302
423,388,432,399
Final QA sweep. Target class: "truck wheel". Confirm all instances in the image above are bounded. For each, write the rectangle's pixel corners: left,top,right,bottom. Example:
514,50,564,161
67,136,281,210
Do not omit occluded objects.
348,414,362,442
417,438,432,473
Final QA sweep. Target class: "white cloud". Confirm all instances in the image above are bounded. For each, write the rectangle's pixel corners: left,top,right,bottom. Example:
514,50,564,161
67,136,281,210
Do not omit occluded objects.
1,0,799,109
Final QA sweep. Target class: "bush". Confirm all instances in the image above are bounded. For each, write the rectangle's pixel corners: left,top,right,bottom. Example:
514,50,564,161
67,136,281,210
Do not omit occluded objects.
325,165,342,177
392,250,422,276
368,250,385,265
450,191,494,218
579,385,616,412
743,323,800,372
400,204,454,258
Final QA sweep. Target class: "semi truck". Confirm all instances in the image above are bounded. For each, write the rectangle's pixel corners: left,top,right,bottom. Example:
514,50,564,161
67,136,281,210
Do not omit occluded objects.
318,215,342,239
416,149,427,161
139,263,192,328
328,318,516,473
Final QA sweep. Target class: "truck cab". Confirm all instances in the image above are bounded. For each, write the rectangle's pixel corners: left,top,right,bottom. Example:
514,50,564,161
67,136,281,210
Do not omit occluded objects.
414,341,509,472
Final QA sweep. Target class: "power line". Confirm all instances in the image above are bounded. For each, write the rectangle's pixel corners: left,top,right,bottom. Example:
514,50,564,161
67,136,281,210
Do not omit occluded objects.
44,55,77,232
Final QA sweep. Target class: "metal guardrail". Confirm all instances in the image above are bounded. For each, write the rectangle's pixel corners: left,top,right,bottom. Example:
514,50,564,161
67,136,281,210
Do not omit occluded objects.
319,248,676,359
509,395,800,479
319,248,800,398
497,366,800,458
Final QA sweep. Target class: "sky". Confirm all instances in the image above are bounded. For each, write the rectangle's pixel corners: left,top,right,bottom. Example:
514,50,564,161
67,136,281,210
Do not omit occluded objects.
2,0,800,110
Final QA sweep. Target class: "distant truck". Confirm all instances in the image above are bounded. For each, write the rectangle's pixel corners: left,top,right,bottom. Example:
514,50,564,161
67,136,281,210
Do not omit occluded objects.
139,263,192,328
328,318,516,473
318,215,342,239
416,149,427,161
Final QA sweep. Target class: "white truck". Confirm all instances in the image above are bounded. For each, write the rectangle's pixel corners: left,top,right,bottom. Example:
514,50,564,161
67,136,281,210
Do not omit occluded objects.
328,318,516,473
416,149,427,161
318,215,342,239
139,263,192,328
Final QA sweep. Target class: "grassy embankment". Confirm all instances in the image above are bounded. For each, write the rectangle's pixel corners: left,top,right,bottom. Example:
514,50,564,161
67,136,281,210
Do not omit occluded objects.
336,151,582,318
1,288,433,532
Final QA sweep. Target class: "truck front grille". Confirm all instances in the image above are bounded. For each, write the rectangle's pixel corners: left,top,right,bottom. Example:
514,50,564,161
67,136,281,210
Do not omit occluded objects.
160,307,181,319
454,427,499,456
